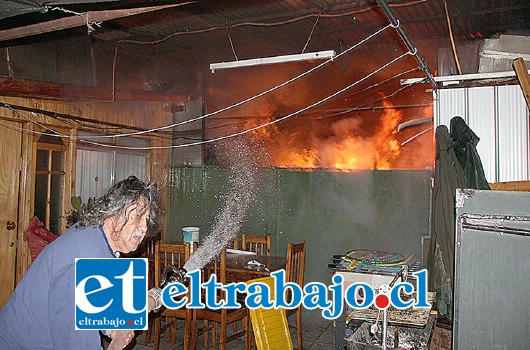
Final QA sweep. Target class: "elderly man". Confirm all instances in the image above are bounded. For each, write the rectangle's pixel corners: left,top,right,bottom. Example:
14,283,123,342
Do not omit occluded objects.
0,176,158,349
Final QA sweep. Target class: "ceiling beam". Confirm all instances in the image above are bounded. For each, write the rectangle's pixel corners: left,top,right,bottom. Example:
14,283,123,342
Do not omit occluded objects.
0,3,195,42
0,77,193,102
1,103,173,136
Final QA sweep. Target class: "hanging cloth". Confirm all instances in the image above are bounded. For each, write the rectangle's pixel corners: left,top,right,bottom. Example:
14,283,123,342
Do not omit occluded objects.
427,125,467,321
449,116,491,189
428,117,491,321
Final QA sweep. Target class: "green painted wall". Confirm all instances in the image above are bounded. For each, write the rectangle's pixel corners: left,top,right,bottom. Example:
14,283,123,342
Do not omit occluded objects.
168,167,432,285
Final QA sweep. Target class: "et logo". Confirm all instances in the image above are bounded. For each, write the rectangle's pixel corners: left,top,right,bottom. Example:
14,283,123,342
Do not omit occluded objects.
75,258,148,330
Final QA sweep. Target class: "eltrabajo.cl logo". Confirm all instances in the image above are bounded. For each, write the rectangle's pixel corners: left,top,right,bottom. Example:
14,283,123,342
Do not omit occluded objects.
75,258,148,330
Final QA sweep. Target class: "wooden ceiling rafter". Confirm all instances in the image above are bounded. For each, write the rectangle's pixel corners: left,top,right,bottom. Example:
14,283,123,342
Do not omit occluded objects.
0,102,174,138
0,3,194,42
0,76,193,103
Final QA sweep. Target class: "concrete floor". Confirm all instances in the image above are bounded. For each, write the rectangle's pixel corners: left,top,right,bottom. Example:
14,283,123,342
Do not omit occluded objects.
109,311,334,350
109,311,450,350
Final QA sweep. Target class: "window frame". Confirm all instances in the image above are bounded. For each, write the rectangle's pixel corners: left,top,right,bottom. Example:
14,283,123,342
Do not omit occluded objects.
74,131,150,202
33,131,68,235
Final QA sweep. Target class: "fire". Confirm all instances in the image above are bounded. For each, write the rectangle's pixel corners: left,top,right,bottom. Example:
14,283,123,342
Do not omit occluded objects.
207,56,434,171
276,147,319,169
372,99,402,169
320,136,379,170
239,98,403,171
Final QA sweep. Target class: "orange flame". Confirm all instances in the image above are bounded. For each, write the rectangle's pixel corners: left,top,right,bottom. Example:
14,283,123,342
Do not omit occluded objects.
372,99,402,169
241,98,404,171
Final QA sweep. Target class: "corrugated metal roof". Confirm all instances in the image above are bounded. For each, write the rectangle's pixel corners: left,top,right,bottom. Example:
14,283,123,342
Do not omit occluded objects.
1,0,528,67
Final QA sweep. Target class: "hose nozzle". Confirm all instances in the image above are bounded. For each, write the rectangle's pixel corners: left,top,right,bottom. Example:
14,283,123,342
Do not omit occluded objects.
160,265,188,289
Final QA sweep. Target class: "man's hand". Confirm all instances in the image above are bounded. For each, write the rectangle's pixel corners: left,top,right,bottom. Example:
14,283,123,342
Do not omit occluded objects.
107,330,134,350
148,287,162,312
105,287,161,350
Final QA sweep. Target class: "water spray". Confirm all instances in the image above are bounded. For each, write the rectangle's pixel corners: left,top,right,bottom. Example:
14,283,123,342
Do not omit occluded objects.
183,140,259,272
110,140,261,350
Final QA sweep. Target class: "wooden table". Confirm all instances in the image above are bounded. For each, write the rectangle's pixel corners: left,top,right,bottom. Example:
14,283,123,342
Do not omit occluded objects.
225,251,287,283
149,250,287,285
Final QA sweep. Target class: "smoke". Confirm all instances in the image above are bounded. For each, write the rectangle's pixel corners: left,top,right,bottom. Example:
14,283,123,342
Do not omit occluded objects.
206,56,434,170
184,139,259,272
254,105,403,170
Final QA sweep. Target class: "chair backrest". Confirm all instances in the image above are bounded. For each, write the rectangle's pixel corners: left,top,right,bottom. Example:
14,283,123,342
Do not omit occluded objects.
199,249,228,305
142,230,161,257
142,236,160,289
145,239,157,259
154,242,191,287
207,248,227,284
245,276,293,350
242,233,271,255
285,240,306,287
228,237,240,250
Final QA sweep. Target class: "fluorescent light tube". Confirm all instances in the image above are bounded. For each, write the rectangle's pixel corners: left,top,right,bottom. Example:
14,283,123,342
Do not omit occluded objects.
210,50,336,72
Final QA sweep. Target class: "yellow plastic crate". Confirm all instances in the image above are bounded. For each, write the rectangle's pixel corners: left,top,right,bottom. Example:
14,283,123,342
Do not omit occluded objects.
245,276,293,350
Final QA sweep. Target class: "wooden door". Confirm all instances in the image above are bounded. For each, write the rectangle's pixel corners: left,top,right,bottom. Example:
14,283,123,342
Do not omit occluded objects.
0,120,22,308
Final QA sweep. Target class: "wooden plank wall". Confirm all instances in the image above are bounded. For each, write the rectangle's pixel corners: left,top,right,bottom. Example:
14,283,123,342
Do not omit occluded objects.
490,181,530,192
0,95,174,282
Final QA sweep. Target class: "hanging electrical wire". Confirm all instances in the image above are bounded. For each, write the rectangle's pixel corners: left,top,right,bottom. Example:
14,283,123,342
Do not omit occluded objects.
48,6,102,34
301,5,325,54
5,49,415,151
0,9,434,151
315,71,425,120
36,22,394,138
401,127,433,146
342,67,421,100
43,0,428,108
226,24,239,61
97,22,396,139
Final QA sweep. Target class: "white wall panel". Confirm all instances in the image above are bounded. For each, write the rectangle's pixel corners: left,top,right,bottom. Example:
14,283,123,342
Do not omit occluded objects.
467,86,496,183
75,149,113,201
76,149,147,202
435,84,529,182
115,153,147,182
497,85,529,181
435,88,467,126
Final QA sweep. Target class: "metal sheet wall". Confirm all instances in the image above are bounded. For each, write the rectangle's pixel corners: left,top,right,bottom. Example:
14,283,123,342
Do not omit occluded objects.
172,99,203,166
75,149,114,201
115,153,147,182
76,150,147,202
169,167,432,286
434,85,529,182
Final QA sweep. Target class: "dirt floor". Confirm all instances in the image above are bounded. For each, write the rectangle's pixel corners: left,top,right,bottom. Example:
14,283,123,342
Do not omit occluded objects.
429,325,452,350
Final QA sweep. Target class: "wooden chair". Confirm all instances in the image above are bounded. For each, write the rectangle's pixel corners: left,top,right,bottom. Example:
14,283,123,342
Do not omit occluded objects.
152,242,192,350
143,236,159,344
285,240,306,350
145,238,158,288
241,233,271,255
191,249,250,350
228,236,240,250
227,234,243,334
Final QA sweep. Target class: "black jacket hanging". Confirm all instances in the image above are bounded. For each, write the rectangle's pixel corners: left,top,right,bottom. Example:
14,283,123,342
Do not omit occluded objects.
449,116,491,190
